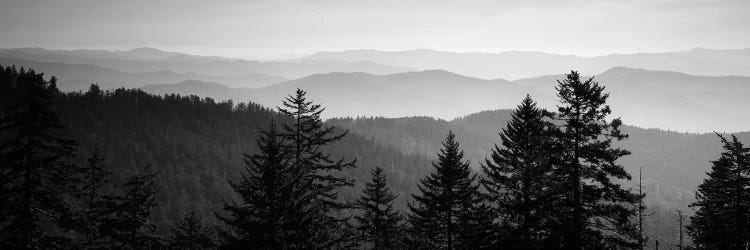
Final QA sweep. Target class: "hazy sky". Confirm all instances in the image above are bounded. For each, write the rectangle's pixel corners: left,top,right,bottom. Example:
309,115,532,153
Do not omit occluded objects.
1,0,748,60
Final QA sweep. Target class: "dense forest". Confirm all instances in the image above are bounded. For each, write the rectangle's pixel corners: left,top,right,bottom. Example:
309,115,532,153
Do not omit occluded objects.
57,82,433,231
1,65,749,249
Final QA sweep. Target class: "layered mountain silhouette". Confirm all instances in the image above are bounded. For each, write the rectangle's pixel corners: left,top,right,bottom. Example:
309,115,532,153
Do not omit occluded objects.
142,70,546,119
0,47,413,82
518,67,750,132
2,47,748,132
141,68,750,132
0,58,285,90
304,48,750,79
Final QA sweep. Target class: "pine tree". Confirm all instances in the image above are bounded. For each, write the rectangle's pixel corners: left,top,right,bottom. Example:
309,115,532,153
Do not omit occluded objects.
219,121,313,249
277,88,357,248
71,149,117,248
0,65,79,248
552,71,640,249
99,166,163,249
355,167,404,250
481,95,557,249
409,131,493,250
688,133,750,249
169,211,216,250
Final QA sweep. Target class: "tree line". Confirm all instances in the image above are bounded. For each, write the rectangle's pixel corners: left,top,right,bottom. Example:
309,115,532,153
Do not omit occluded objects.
1,64,746,249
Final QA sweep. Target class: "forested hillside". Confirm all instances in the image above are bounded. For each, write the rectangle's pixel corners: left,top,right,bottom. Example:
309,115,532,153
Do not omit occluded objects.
56,86,432,231
328,109,750,246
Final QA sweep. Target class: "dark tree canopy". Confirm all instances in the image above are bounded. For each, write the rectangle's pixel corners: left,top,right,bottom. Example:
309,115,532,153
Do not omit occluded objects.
170,211,216,250
0,65,79,248
277,88,358,248
355,167,404,250
688,134,750,249
552,71,641,249
69,149,117,248
409,131,493,250
98,166,163,249
220,89,359,249
481,95,559,249
218,122,312,249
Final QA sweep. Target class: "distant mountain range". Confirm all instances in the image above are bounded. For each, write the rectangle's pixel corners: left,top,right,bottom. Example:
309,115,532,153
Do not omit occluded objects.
0,47,413,86
141,67,750,132
1,46,748,132
142,70,545,119
517,67,750,132
304,47,750,80
0,58,285,91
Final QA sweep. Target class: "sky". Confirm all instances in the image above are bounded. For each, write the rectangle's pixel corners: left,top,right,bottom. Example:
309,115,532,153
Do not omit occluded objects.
1,0,749,60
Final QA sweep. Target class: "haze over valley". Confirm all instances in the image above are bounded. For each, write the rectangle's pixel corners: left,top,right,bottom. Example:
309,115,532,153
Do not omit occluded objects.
3,0,749,248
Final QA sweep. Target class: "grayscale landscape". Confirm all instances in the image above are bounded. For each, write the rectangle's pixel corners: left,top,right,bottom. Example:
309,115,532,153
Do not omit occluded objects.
1,0,748,249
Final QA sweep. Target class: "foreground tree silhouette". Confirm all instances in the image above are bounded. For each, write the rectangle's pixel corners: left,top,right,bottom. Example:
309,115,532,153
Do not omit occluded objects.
278,89,357,248
409,131,493,250
219,122,310,248
688,134,750,249
71,149,117,248
170,211,216,250
553,71,640,249
355,167,404,249
0,66,79,248
481,95,559,249
221,90,357,249
99,166,163,248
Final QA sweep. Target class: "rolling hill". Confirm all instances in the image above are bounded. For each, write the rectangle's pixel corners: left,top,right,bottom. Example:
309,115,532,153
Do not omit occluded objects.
0,58,286,90
303,47,750,80
142,70,547,119
328,110,750,210
517,67,750,132
141,67,750,132
0,47,413,81
56,87,433,232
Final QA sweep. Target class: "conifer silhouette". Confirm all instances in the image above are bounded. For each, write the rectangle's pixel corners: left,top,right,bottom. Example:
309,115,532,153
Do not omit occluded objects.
409,131,493,249
277,88,357,248
0,65,79,248
481,95,558,249
552,71,641,249
355,167,404,250
688,133,750,249
170,211,216,250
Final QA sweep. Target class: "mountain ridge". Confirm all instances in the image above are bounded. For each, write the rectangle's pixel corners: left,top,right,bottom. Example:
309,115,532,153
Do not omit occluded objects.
139,67,750,132
304,47,750,79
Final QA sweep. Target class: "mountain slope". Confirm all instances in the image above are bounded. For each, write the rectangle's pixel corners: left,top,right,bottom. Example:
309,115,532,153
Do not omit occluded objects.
142,70,547,119
57,87,432,232
327,110,750,210
0,47,412,80
0,58,286,90
303,48,750,80
141,67,750,132
327,109,750,245
515,67,750,132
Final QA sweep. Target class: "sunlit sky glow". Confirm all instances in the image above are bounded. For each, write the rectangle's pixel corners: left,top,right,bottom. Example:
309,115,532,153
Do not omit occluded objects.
1,0,748,60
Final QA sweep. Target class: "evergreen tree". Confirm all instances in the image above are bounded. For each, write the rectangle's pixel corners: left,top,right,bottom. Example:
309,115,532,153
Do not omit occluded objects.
481,95,558,249
688,133,750,249
170,211,216,250
277,88,357,248
409,131,493,250
71,149,117,248
219,121,314,249
100,166,163,249
355,167,404,250
552,71,640,249
0,65,79,248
